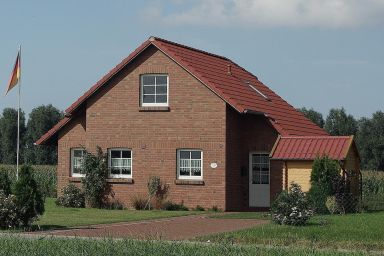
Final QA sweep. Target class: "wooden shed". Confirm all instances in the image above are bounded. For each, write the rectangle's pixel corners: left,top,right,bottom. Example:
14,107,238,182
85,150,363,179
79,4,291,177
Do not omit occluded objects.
270,136,361,196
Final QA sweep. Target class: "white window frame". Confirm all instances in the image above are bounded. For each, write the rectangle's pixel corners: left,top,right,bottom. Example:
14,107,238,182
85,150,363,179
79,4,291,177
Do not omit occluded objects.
140,74,169,107
71,148,85,177
250,152,270,185
177,149,203,180
108,148,133,178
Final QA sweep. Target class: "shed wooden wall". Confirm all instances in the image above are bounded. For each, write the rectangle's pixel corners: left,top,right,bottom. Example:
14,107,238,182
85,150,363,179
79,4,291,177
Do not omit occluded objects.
286,161,312,192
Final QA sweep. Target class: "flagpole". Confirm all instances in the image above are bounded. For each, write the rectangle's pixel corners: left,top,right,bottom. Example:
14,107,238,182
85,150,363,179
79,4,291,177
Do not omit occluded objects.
16,45,21,180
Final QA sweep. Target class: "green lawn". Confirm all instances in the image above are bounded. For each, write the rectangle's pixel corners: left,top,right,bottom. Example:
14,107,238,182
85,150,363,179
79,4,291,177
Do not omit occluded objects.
0,236,371,256
35,198,201,230
202,212,384,251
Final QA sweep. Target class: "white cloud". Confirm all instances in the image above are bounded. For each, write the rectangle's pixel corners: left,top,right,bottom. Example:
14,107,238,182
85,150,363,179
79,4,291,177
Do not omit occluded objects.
143,0,384,28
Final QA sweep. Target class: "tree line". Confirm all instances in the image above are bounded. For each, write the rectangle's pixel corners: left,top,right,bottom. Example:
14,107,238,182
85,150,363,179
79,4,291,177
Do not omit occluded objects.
0,104,382,170
299,107,384,170
0,105,62,165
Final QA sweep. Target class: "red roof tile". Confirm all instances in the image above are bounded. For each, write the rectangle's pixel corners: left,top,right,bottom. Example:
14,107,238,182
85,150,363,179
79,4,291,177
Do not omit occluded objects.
270,136,355,160
36,36,327,145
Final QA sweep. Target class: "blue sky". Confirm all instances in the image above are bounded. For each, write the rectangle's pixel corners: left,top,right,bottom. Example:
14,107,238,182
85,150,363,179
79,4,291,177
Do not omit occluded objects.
1,0,383,119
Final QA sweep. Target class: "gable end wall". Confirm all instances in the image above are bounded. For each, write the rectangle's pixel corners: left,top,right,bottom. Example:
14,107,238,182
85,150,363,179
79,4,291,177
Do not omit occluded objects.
57,46,227,210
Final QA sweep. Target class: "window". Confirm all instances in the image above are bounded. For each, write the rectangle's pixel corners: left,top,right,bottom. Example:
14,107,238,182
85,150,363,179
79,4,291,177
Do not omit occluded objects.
251,153,269,184
177,149,203,180
141,74,168,106
71,148,85,177
108,149,132,178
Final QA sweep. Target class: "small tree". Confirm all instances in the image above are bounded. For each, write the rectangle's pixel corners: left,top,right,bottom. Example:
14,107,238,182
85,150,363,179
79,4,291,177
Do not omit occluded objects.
81,147,111,208
271,182,313,226
308,156,341,213
13,165,45,228
146,176,169,210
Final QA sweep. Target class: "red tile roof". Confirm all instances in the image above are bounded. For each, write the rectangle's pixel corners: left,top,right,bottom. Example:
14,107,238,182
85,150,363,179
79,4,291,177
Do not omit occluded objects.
36,36,327,145
270,136,355,161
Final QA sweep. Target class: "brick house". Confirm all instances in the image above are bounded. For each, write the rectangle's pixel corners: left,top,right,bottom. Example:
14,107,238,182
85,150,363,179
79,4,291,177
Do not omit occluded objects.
36,37,359,211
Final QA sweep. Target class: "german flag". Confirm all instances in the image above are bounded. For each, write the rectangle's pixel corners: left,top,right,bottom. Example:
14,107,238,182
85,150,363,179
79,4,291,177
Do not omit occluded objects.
5,50,21,95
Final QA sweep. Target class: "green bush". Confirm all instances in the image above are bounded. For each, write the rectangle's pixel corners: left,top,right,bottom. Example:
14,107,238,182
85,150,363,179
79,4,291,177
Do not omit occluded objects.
0,191,21,228
13,165,45,228
271,182,313,226
0,169,11,195
81,147,111,208
307,184,329,213
105,200,125,210
55,184,85,208
308,156,341,213
162,201,189,211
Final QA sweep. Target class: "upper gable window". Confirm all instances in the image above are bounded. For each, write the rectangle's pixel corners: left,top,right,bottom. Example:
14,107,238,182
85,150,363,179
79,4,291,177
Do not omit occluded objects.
141,74,168,107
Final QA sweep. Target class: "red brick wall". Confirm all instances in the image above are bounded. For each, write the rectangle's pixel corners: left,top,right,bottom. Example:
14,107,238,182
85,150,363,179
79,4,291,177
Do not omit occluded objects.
225,106,283,211
58,46,227,210
57,111,86,193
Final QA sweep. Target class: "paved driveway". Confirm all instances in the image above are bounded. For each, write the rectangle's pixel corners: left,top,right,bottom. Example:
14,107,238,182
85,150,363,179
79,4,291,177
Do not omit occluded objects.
38,215,268,240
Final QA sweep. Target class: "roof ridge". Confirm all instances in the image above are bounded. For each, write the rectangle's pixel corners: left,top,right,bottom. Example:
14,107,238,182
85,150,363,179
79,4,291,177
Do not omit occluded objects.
151,36,230,61
280,136,351,139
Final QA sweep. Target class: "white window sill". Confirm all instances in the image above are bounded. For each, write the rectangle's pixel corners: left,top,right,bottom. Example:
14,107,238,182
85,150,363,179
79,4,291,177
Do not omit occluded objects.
107,178,134,184
174,179,204,185
139,106,170,112
69,177,134,184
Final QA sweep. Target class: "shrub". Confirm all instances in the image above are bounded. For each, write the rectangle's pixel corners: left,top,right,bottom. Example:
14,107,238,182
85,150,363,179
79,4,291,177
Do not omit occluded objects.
209,206,221,212
307,184,329,214
146,176,169,210
13,165,45,228
308,156,341,213
131,194,147,210
55,184,85,208
162,201,188,211
271,182,313,226
81,147,111,208
0,170,11,196
195,205,205,211
0,191,21,228
105,200,125,210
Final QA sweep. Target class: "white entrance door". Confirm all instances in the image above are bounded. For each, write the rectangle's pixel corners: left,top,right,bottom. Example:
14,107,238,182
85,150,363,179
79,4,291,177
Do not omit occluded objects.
249,153,270,207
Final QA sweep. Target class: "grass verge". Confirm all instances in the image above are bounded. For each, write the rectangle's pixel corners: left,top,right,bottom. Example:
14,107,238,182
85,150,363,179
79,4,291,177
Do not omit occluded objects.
0,235,372,256
203,212,384,251
33,198,201,230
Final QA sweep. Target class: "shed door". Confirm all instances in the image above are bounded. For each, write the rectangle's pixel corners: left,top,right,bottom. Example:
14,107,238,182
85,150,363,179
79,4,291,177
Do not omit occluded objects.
249,153,270,207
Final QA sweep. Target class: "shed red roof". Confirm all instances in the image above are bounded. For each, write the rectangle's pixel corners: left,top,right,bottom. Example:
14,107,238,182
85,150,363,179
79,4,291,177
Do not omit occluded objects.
36,36,327,145
270,136,355,161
